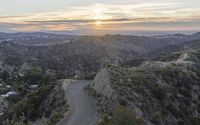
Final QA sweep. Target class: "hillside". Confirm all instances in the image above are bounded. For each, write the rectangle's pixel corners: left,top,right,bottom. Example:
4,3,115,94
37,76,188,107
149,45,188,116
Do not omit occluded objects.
0,33,200,78
0,32,200,125
89,49,200,125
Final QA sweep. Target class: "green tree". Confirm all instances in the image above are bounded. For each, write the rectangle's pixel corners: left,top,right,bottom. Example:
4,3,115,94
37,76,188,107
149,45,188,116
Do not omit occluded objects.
1,70,9,81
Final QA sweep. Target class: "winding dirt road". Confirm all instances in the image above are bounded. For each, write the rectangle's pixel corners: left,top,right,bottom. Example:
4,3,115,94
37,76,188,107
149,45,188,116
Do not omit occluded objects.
57,80,98,125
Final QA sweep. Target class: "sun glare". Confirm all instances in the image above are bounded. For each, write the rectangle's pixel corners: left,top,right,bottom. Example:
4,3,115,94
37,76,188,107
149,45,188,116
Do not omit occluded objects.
96,21,102,26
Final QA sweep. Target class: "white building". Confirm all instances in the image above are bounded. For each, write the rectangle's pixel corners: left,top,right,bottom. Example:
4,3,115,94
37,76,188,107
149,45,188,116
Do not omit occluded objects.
29,85,39,89
1,91,18,98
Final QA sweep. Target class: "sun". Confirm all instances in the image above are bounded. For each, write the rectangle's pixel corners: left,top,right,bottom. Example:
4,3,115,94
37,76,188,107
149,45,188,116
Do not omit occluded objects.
96,21,102,26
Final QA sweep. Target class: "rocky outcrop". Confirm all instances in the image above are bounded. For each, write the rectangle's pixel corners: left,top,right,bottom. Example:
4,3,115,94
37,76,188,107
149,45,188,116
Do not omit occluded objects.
90,68,114,98
88,68,118,114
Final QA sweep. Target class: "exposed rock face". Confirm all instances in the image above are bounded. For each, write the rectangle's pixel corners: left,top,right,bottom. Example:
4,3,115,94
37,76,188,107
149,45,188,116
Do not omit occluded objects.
88,68,118,114
90,68,114,98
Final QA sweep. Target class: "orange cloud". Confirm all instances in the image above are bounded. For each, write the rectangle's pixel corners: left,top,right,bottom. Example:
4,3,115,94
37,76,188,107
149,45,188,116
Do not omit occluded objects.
0,3,200,32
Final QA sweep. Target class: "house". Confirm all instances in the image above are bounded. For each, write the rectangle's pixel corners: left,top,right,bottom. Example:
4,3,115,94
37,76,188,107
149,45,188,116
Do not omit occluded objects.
6,85,11,88
1,91,18,98
29,85,39,89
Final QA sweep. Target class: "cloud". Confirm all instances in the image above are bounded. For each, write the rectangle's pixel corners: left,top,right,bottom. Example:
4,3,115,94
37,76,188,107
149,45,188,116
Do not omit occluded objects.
0,2,200,33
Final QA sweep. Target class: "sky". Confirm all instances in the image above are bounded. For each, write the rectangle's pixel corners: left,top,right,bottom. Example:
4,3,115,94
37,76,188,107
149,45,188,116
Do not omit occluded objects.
0,0,200,34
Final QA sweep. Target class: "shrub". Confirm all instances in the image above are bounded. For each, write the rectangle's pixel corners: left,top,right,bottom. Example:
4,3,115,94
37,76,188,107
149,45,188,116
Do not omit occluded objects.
25,83,55,120
4,114,26,125
153,112,164,124
190,117,200,125
100,106,145,125
49,112,64,125
153,87,166,100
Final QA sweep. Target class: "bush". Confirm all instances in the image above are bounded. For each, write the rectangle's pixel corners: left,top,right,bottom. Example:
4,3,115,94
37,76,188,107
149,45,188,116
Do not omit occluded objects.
153,112,164,124
4,114,26,125
49,112,64,125
25,83,55,120
100,106,145,125
153,87,166,100
190,117,200,125
1,70,10,81
23,67,45,85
